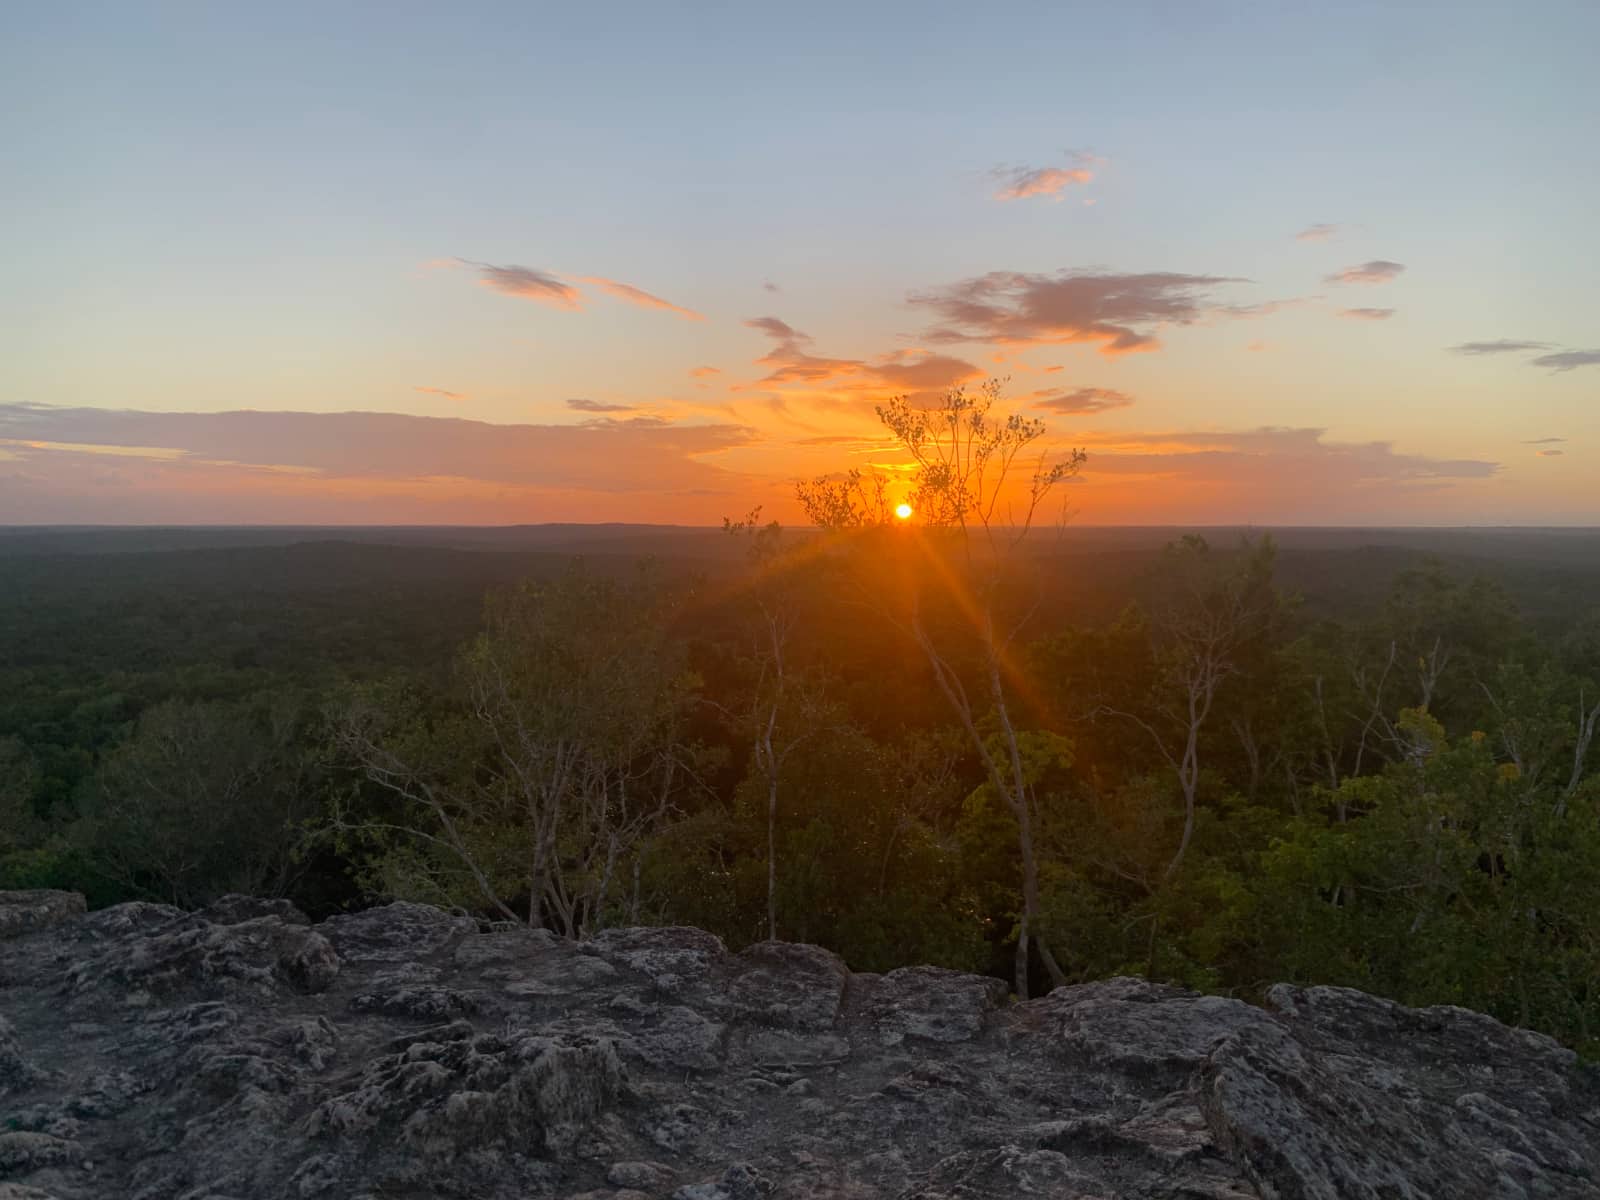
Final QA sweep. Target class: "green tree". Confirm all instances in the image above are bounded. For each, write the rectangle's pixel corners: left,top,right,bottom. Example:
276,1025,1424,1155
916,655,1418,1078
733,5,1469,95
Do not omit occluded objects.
332,565,694,936
800,380,1084,997
75,695,317,907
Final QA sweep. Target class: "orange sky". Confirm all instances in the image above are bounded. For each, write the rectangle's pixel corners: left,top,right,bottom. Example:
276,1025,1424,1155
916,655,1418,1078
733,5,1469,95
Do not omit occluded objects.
2,6,1595,525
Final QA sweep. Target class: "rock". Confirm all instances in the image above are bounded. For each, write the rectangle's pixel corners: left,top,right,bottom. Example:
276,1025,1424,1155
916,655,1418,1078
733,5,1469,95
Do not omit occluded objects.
726,942,847,1030
0,890,1597,1198
607,1159,676,1189
201,895,310,927
0,891,84,941
864,964,1009,1044
317,902,477,963
0,1132,78,1175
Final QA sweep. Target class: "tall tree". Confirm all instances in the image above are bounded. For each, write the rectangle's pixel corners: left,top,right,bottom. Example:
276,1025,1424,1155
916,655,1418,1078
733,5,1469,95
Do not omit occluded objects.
800,380,1083,998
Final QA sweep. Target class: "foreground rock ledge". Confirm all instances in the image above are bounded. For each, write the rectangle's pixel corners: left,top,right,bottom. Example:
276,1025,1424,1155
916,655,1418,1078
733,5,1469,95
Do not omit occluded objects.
1,892,1596,1199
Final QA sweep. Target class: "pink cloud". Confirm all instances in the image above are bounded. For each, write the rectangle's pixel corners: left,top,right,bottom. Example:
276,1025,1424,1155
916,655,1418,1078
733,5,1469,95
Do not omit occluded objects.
475,263,581,308
1029,386,1135,414
1294,223,1340,242
1338,307,1396,321
576,276,704,320
414,386,467,401
994,165,1093,202
1326,260,1405,285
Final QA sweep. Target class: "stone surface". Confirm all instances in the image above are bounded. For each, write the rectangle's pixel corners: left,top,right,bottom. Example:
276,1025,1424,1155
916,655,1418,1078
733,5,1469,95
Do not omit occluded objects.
0,889,1596,1199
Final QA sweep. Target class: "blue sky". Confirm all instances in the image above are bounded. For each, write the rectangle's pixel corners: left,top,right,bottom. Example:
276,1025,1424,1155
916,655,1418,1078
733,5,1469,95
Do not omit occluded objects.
2,1,1596,523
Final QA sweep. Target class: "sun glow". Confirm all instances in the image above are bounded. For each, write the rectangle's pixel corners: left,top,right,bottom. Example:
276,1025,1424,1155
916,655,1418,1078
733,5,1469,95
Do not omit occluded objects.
894,502,913,520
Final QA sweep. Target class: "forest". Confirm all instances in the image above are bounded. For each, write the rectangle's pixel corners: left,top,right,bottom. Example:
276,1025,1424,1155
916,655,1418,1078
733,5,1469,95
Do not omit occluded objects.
4,389,1599,1056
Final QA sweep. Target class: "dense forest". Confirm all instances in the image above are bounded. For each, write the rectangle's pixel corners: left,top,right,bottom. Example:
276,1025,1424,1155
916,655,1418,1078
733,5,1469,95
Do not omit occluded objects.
4,396,1600,1056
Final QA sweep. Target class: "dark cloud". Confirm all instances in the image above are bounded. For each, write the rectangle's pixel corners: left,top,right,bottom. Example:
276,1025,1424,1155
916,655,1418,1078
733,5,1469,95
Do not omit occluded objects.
907,270,1244,355
1294,223,1339,242
1449,339,1553,355
1325,260,1405,285
742,317,981,392
1530,349,1600,372
1338,308,1396,321
566,398,636,413
474,263,581,308
1030,386,1135,414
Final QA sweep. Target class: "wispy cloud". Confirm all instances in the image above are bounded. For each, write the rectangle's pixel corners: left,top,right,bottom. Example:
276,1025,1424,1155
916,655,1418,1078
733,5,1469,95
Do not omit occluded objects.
1029,386,1135,414
1523,437,1565,444
1325,260,1405,285
1338,307,1395,321
1537,449,1565,457
1448,339,1553,355
908,269,1244,355
462,260,699,319
1079,426,1497,482
1530,349,1600,372
992,164,1093,202
689,366,722,379
575,276,704,320
566,398,636,413
1294,223,1340,242
474,263,582,308
414,386,467,401
0,403,757,502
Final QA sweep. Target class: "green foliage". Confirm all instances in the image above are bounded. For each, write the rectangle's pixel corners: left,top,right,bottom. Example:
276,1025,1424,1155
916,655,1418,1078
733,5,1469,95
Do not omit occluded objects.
3,528,1598,1053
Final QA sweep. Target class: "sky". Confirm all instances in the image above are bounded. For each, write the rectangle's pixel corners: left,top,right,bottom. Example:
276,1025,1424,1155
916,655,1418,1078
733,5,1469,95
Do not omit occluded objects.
2,1,1597,526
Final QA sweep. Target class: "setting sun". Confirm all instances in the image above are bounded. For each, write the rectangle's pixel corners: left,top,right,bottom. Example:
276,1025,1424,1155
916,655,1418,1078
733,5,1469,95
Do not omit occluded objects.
895,503,913,521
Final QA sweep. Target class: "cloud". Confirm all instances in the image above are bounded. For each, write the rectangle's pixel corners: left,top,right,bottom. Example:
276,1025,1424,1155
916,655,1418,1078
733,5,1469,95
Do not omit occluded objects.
1523,437,1565,444
690,366,722,379
742,317,982,394
566,398,636,413
993,165,1093,202
414,386,467,401
908,270,1244,355
474,263,582,308
1246,340,1269,352
1062,426,1500,522
1030,386,1135,414
1075,428,1497,486
1448,339,1553,355
464,260,700,319
1338,307,1395,321
1325,260,1405,285
1294,223,1340,242
1538,449,1565,457
794,434,883,446
0,403,756,500
575,276,703,320
1530,349,1600,372
763,280,781,293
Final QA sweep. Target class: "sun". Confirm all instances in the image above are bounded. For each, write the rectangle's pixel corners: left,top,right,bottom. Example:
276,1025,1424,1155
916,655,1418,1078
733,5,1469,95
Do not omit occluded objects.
894,503,914,521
